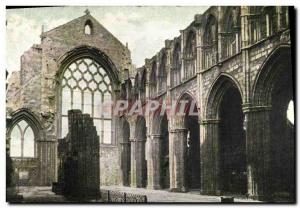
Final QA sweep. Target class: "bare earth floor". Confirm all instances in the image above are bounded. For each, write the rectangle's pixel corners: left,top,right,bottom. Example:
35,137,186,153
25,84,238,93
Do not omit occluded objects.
10,186,260,203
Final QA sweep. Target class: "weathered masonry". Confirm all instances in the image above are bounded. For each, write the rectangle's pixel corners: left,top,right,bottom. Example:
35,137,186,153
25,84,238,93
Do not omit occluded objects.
54,110,100,198
6,6,294,202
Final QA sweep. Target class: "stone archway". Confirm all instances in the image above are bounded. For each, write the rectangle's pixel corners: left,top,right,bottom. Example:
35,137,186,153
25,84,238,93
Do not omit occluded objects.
184,104,200,190
147,110,169,190
120,117,131,186
203,75,246,196
159,113,169,189
6,108,55,186
218,85,246,195
169,92,201,192
134,116,147,188
251,45,294,201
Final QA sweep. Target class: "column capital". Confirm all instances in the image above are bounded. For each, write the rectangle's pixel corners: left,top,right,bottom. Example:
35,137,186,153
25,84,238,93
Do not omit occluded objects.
150,134,162,139
120,141,131,145
200,119,220,125
127,114,139,125
242,104,272,113
129,138,136,142
169,128,187,133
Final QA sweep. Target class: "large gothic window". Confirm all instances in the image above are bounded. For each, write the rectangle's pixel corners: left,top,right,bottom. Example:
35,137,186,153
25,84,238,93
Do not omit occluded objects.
61,58,112,144
10,120,35,158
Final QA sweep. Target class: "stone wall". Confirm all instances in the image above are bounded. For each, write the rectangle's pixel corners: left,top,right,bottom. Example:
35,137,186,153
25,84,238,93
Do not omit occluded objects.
100,146,120,186
56,110,99,197
6,6,294,201
6,11,132,186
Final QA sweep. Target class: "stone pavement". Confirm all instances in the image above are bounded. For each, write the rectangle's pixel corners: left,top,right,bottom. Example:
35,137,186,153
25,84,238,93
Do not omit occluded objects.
8,186,68,203
102,185,261,203
8,186,260,203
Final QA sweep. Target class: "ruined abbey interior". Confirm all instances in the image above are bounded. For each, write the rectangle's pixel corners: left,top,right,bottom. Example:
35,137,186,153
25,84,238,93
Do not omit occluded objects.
6,6,294,202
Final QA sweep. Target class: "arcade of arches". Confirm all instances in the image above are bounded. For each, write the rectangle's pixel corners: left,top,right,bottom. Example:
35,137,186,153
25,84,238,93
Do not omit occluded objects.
6,6,294,202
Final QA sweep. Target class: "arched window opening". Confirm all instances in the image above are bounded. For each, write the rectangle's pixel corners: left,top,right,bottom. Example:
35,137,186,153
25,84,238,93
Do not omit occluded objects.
134,73,139,100
203,15,218,69
126,79,133,101
249,7,264,44
172,43,181,87
84,20,93,35
223,9,240,59
186,31,196,58
61,58,112,144
184,31,196,79
10,120,35,158
120,84,127,100
280,7,289,29
150,61,157,97
287,100,294,125
140,69,146,102
158,53,167,92
264,7,277,37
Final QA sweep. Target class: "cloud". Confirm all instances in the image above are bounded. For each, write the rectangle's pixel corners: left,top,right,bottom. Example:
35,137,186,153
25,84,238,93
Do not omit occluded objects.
6,6,209,74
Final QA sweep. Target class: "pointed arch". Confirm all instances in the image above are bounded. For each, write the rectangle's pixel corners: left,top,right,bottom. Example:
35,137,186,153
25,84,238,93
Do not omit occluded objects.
158,51,167,92
57,45,120,87
252,44,292,105
172,41,181,86
185,30,196,58
7,108,44,140
205,74,243,119
84,20,93,35
149,60,157,97
57,46,117,144
203,14,218,68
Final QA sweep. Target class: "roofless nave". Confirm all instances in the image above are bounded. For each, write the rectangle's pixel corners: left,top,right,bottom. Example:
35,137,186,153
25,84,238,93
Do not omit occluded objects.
6,6,294,202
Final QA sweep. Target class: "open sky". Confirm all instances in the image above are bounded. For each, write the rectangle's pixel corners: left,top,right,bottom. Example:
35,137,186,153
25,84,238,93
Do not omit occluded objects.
6,6,209,74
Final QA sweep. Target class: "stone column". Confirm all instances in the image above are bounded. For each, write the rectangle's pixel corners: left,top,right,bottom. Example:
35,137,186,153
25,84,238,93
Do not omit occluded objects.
243,105,272,201
128,119,138,187
130,138,137,187
169,128,188,192
135,138,146,187
180,30,185,81
200,119,221,195
120,140,131,186
147,134,162,189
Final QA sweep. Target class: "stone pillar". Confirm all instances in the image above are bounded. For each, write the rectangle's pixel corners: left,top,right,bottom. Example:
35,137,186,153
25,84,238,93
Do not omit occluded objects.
120,140,131,186
135,138,146,187
129,116,147,188
147,134,162,189
169,128,188,192
241,6,250,48
200,119,221,195
180,30,185,81
243,105,272,201
128,119,138,187
130,139,137,187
